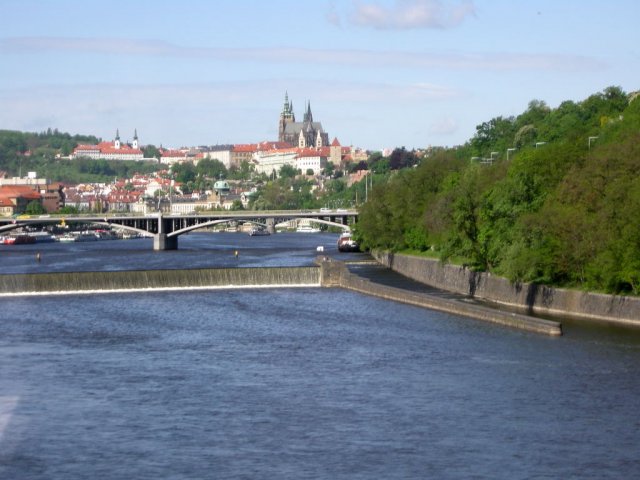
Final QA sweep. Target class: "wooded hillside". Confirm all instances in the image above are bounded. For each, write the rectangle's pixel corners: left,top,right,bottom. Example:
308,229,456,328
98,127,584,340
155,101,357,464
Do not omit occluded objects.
355,86,640,295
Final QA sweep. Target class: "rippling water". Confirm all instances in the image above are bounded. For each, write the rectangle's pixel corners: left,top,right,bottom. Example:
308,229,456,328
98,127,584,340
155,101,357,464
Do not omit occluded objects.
1,233,640,479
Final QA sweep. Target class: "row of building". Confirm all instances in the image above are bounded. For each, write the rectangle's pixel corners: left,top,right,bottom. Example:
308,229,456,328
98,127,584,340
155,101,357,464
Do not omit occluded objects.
0,169,257,217
70,94,367,175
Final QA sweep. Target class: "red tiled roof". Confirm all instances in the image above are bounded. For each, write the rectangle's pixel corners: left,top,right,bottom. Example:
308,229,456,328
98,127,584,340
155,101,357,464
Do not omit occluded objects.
0,186,42,201
233,144,257,153
74,141,142,155
331,137,341,147
161,150,187,158
296,148,326,158
257,141,292,151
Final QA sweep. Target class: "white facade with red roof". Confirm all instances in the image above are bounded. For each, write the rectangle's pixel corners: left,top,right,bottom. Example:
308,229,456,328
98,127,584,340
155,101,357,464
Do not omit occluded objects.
252,146,328,176
72,129,144,161
160,149,189,165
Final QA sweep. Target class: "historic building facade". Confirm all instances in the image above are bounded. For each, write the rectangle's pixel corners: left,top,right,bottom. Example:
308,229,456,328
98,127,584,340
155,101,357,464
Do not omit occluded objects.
278,93,329,148
72,129,144,161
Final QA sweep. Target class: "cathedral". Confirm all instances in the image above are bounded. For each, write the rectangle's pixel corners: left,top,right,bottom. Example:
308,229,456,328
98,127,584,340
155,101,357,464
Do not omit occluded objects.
278,92,329,148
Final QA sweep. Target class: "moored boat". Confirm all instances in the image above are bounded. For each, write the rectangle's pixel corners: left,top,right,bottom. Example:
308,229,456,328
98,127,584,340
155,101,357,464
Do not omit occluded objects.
1,234,37,245
337,231,359,252
248,227,270,236
296,225,321,233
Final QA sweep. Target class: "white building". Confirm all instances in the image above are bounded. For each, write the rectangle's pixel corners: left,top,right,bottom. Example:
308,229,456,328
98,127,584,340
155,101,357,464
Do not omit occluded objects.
296,148,327,175
252,148,298,176
72,129,147,161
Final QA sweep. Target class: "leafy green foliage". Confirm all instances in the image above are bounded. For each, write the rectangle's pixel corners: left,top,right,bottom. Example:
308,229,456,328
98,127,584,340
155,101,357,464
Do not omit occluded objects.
25,200,46,215
356,86,640,294
0,129,160,182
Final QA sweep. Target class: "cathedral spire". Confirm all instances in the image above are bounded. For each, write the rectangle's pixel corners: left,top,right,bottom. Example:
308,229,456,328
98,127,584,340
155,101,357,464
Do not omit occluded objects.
282,91,291,115
303,101,313,123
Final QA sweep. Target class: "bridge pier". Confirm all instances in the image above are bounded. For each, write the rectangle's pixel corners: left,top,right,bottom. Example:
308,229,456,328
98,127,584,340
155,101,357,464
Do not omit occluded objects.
266,217,276,234
154,233,178,251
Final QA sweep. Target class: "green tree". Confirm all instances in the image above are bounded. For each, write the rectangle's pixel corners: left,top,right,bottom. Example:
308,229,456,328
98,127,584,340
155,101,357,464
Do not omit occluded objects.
25,200,46,215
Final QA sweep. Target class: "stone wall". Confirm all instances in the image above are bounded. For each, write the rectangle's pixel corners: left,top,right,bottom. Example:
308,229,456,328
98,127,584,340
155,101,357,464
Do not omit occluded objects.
318,258,561,336
373,252,640,327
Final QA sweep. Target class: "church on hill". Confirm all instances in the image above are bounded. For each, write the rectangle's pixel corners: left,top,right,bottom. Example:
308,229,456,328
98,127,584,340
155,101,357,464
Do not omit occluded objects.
278,93,330,148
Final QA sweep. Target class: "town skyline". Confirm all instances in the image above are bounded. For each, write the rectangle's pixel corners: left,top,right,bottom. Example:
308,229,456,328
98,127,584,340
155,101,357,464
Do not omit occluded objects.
1,0,638,150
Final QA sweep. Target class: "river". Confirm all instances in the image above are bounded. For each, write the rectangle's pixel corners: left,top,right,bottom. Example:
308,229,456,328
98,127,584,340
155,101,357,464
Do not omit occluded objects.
1,232,639,479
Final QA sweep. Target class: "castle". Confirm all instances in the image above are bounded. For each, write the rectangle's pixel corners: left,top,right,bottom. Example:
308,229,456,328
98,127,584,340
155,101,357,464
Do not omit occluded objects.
278,93,329,148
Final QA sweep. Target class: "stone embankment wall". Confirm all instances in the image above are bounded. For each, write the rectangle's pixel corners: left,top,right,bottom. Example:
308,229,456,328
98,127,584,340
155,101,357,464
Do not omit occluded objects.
0,267,320,295
319,258,562,336
373,252,640,327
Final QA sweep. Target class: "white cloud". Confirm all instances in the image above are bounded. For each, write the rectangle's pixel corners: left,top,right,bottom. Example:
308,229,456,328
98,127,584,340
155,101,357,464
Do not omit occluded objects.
350,0,476,30
0,36,605,73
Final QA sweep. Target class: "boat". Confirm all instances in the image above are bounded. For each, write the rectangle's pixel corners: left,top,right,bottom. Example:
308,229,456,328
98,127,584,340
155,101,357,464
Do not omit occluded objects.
56,233,77,243
337,232,359,252
27,231,56,243
296,224,321,233
1,234,36,245
248,227,270,236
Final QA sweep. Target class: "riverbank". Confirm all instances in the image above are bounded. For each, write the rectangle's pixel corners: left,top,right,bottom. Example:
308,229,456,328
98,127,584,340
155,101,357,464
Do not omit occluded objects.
372,251,640,328
318,258,562,336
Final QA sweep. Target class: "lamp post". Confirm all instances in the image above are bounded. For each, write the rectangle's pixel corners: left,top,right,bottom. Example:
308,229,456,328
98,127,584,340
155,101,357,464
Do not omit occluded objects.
588,136,598,150
507,148,516,161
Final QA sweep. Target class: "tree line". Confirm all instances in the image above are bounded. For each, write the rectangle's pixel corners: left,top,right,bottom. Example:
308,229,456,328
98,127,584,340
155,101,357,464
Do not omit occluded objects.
354,86,640,295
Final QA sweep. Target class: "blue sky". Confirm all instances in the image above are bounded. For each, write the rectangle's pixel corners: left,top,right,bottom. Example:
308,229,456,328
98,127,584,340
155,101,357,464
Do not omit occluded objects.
0,0,638,150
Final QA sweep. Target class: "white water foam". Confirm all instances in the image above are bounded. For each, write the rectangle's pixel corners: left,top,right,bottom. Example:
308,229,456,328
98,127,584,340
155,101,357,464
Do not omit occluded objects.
0,396,19,442
0,283,322,297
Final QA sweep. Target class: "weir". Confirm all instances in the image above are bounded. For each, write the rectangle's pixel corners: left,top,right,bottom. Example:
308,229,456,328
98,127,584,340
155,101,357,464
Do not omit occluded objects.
0,267,321,295
0,260,562,336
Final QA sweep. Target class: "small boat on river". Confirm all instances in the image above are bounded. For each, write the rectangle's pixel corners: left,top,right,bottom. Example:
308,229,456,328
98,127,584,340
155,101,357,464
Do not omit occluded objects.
248,227,270,236
296,225,321,233
337,232,359,252
1,234,37,245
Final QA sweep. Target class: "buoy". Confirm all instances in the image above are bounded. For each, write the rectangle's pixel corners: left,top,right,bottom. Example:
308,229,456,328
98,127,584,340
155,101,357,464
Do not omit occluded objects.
35,252,41,262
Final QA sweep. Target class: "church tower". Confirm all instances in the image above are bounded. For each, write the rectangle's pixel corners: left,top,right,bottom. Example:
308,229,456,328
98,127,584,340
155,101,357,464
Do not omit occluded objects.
303,101,313,123
279,92,296,143
114,129,121,149
132,129,139,149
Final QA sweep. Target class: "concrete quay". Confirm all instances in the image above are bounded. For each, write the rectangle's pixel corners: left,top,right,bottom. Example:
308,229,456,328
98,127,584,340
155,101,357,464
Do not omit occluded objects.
318,258,562,337
371,252,640,328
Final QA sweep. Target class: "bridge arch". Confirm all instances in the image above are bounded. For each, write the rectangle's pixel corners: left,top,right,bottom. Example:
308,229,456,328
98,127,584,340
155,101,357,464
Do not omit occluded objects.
168,219,269,237
276,217,351,232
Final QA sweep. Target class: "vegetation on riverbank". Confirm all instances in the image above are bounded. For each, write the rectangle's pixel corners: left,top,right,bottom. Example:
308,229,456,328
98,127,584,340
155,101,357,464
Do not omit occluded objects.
355,86,640,295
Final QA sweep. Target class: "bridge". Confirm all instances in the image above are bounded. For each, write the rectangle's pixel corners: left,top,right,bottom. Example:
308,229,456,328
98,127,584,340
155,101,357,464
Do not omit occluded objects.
0,210,359,250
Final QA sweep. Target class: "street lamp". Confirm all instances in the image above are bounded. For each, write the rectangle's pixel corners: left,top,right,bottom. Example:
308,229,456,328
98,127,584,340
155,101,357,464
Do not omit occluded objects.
507,148,516,161
588,136,598,150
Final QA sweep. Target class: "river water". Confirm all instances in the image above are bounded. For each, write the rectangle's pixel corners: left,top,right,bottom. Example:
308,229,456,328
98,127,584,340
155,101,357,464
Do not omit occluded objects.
1,233,640,479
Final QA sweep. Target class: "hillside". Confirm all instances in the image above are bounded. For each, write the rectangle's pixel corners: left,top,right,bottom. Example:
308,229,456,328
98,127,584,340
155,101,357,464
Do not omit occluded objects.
0,129,161,182
355,86,640,295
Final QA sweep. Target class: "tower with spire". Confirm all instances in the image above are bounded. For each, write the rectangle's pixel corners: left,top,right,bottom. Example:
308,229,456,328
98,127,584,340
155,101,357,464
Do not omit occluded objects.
114,129,121,149
132,128,139,149
278,93,328,148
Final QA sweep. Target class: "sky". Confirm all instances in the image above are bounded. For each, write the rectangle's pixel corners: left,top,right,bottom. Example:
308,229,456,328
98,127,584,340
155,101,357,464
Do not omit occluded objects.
0,0,638,151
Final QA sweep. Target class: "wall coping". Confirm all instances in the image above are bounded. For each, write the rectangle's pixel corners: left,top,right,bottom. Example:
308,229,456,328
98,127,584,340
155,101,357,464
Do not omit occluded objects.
373,251,640,327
